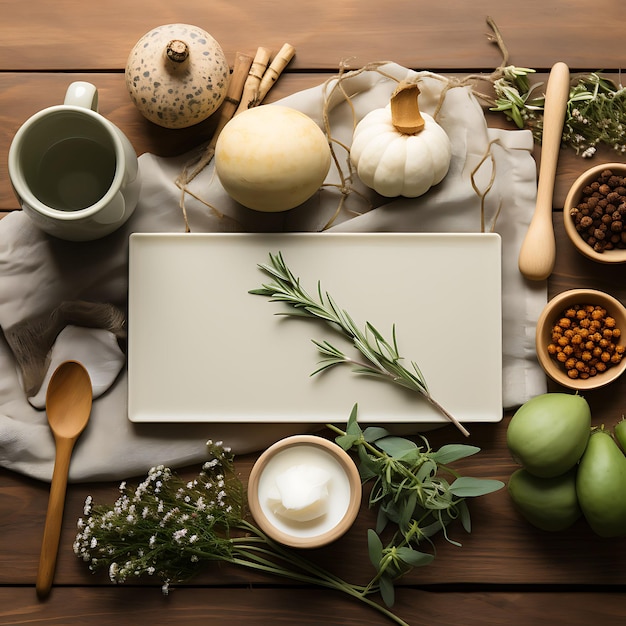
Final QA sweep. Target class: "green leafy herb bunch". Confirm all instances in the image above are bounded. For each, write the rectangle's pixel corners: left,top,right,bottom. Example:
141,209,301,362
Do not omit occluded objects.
328,405,504,608
490,67,626,158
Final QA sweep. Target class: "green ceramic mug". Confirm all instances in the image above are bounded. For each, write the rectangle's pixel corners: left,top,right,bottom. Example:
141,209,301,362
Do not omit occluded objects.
8,82,141,241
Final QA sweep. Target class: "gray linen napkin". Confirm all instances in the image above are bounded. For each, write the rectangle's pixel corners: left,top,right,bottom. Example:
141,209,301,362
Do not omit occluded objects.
0,63,547,482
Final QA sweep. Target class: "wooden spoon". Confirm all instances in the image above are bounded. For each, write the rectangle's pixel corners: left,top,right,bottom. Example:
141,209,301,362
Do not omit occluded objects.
518,61,571,281
36,360,92,599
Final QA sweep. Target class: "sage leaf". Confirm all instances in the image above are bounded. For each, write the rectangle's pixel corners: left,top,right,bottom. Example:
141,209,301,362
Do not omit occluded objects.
379,574,395,608
395,546,435,568
399,491,417,530
345,404,362,437
375,436,418,459
457,499,472,533
334,433,359,451
367,528,383,569
362,426,390,443
430,444,481,464
357,445,379,481
415,459,437,482
376,505,389,534
449,476,504,497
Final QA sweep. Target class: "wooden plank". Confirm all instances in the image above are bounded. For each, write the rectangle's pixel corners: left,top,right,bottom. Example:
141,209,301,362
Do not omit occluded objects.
0,0,623,72
1,586,625,626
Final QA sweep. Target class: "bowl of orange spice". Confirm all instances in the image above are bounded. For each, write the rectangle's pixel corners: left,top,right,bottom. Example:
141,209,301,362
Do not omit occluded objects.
536,289,626,390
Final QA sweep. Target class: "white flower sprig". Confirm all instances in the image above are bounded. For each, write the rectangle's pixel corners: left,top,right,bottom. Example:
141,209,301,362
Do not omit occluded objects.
74,440,411,626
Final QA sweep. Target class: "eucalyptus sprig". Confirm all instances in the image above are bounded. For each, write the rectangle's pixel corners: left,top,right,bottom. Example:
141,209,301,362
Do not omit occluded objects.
74,440,410,626
328,404,504,608
250,251,469,437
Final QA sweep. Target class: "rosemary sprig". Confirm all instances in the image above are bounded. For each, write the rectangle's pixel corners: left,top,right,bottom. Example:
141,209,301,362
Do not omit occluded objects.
250,251,469,437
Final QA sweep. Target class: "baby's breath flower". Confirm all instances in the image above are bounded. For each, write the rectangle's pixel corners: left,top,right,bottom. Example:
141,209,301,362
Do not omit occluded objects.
83,496,93,516
108,562,119,583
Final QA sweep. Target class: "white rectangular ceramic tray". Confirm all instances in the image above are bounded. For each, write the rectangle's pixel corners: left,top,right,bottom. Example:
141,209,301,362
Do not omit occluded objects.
128,232,502,426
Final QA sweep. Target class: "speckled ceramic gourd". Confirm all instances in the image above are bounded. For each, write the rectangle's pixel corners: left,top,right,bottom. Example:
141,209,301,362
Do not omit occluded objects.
125,23,230,129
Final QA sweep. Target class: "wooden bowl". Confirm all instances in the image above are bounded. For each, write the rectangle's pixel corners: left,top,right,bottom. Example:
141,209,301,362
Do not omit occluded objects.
563,163,626,263
536,288,626,390
247,434,362,549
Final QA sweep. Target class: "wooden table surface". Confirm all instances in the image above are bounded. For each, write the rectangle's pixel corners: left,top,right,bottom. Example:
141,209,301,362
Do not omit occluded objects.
1,1,626,624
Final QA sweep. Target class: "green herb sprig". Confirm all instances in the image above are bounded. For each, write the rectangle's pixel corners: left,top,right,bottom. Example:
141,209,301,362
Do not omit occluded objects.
328,405,504,608
490,68,626,158
471,18,626,158
74,440,410,626
250,251,469,437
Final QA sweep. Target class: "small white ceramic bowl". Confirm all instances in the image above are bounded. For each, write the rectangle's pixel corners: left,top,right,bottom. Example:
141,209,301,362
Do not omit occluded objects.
247,434,362,549
564,163,626,264
535,288,626,390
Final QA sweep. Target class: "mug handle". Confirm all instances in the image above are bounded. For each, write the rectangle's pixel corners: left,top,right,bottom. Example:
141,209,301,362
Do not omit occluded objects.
64,81,99,111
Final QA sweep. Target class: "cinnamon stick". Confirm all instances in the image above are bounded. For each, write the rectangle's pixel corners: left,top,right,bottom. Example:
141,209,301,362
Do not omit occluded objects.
234,46,272,115
210,51,254,143
257,43,296,103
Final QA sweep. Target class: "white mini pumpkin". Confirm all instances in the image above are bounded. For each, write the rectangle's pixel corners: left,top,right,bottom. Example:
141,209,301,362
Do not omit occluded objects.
350,81,452,198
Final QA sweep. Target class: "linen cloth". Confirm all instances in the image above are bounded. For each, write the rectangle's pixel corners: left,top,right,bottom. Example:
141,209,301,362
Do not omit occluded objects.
0,63,547,482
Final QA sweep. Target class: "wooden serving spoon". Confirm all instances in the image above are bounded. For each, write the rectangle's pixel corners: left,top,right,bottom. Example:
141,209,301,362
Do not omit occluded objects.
518,61,571,281
36,360,92,599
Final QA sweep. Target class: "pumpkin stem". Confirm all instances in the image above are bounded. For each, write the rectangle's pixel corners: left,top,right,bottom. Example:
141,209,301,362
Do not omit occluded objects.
390,81,425,134
166,40,190,64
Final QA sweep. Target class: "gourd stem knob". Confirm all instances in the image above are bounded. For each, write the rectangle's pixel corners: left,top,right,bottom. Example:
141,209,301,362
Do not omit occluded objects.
166,40,189,64
390,81,425,135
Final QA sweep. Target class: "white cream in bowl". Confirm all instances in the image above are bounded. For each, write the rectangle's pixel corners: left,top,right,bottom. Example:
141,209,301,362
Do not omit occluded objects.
247,435,362,548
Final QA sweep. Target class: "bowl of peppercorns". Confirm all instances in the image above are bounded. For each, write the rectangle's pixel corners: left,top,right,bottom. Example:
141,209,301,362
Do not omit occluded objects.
536,289,626,390
565,163,626,263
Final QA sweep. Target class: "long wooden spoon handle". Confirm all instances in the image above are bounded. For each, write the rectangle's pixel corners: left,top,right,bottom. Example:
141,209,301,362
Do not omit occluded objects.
518,62,570,281
36,438,74,599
